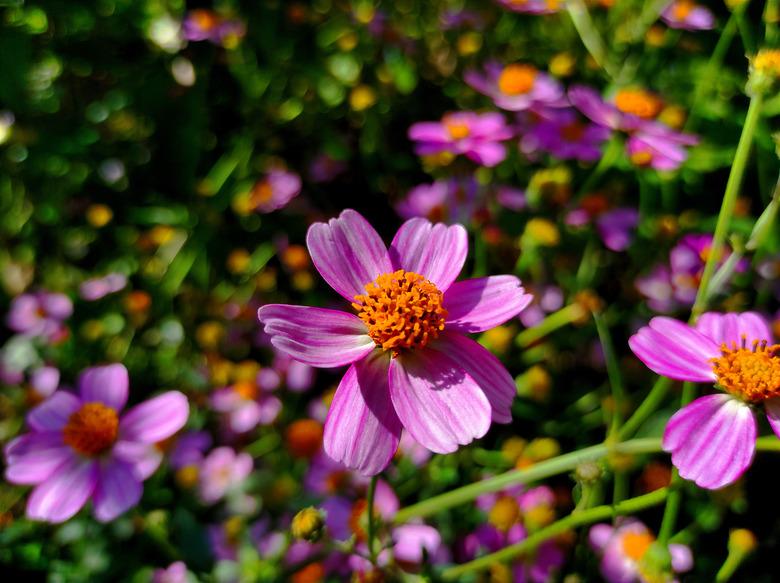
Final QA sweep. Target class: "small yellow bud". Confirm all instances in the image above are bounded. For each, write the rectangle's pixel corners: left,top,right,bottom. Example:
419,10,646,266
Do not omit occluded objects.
349,85,377,112
728,528,758,554
549,52,576,77
523,218,560,247
291,507,326,541
86,204,113,228
457,32,482,56
501,436,527,464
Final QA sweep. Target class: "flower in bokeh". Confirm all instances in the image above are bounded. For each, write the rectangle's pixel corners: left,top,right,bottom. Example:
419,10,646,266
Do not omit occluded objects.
519,108,611,162
210,376,282,433
79,273,128,301
25,365,60,406
629,312,780,488
152,561,190,583
566,197,639,251
661,1,715,31
4,364,189,522
495,0,562,14
7,291,72,343
589,519,693,582
396,177,482,224
197,446,253,504
408,112,513,167
248,169,302,214
181,10,246,47
258,210,532,475
465,62,565,112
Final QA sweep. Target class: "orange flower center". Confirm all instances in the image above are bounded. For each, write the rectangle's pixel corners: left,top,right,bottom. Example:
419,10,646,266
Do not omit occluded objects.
622,531,654,561
754,49,780,76
711,339,780,403
348,498,374,542
62,402,119,456
488,496,521,532
291,562,325,583
192,9,219,31
561,121,586,142
614,89,663,119
497,64,537,96
250,181,274,206
233,380,258,400
353,270,447,354
444,119,471,140
629,150,654,167
671,0,694,20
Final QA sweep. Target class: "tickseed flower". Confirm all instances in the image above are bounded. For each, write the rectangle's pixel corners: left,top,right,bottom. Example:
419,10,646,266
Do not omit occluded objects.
464,62,565,112
630,312,780,489
248,169,302,214
589,520,693,583
660,0,715,31
4,364,189,523
7,291,73,343
258,210,532,475
408,111,514,167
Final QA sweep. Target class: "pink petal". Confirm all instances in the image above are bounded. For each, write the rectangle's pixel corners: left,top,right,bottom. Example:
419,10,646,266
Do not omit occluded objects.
628,317,720,382
670,543,694,573
78,364,129,411
4,432,73,485
92,457,143,522
112,441,164,480
588,523,614,552
258,304,376,368
443,275,533,333
764,399,780,440
27,391,81,432
389,349,491,454
466,142,507,167
306,209,392,302
119,391,189,443
389,218,468,292
434,331,516,423
696,312,773,347
393,524,442,564
26,456,97,523
323,352,402,476
663,394,756,489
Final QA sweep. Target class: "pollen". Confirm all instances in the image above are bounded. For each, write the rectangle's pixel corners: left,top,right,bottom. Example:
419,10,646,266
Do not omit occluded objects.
353,270,447,354
62,402,119,457
444,119,471,140
614,89,663,119
233,380,258,400
497,64,537,96
753,49,780,77
560,121,586,142
622,531,654,561
711,338,780,403
671,0,694,20
488,496,521,532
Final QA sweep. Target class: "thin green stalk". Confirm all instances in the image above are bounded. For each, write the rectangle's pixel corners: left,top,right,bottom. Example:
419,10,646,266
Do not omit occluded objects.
441,488,670,579
594,312,626,437
566,0,618,79
618,377,673,440
515,303,587,348
366,475,378,564
393,438,663,524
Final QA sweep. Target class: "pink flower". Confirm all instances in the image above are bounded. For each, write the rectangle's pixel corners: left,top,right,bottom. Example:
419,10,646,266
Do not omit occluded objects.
629,312,780,489
4,364,189,523
495,0,562,14
396,178,482,224
661,1,715,31
152,562,189,583
249,169,302,213
79,273,127,301
7,291,72,342
589,519,692,583
519,107,611,162
465,62,566,112
258,210,532,475
210,378,282,433
408,112,513,167
197,446,253,504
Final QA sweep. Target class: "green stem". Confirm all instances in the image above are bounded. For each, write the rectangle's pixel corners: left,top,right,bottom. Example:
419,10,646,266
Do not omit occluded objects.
441,488,670,580
566,0,619,79
515,303,587,348
594,312,626,437
367,475,378,564
618,377,673,440
393,438,663,525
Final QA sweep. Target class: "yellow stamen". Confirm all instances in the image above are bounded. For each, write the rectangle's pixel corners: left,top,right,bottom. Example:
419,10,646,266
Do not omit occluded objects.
671,0,694,20
497,64,537,96
711,338,780,403
63,402,119,456
488,496,521,532
622,531,654,561
233,380,258,400
444,119,471,140
353,270,447,354
753,49,780,77
614,89,663,119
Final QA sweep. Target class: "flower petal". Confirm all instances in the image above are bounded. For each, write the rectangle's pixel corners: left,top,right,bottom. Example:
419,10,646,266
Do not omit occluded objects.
27,391,81,432
764,398,780,440
258,304,376,368
628,317,720,382
78,364,129,411
389,348,491,454
4,432,73,485
92,458,143,522
670,544,694,573
112,441,164,480
323,352,401,476
695,312,773,346
434,331,516,423
26,456,97,523
663,394,756,489
393,524,442,564
389,218,468,292
443,276,533,333
119,391,189,443
306,209,392,301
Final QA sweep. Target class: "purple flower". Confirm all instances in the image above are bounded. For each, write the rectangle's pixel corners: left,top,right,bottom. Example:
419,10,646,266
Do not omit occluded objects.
596,208,640,252
520,107,611,162
4,364,189,523
495,0,562,14
629,312,780,489
7,291,72,342
661,1,715,31
626,125,699,171
590,520,693,583
152,562,189,583
396,178,481,224
79,273,128,301
250,169,302,214
258,210,533,475
197,446,253,504
27,365,60,404
465,62,566,112
181,10,246,46
408,112,513,167
210,379,282,433
169,431,212,470
308,153,347,183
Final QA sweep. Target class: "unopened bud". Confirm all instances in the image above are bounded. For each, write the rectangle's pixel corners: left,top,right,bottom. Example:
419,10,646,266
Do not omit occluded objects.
291,507,326,542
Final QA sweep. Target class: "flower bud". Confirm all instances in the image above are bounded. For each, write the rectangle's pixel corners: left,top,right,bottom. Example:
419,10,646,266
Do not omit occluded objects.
291,507,326,542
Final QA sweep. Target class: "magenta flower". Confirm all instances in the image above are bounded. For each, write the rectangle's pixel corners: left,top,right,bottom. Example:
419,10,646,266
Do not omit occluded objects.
519,107,611,162
4,364,189,523
630,312,780,489
152,562,189,583
661,1,715,31
495,0,562,14
27,365,60,404
396,178,481,224
258,210,532,475
210,378,282,433
589,519,692,583
626,126,699,171
250,169,302,214
181,10,245,46
7,291,72,342
408,112,513,167
79,273,127,301
465,62,565,112
197,446,253,504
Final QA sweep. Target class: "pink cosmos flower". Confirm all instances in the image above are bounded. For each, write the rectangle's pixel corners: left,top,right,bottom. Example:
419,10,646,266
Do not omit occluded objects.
396,178,482,224
661,0,715,31
495,0,562,14
258,210,532,475
249,169,302,214
197,446,253,504
465,62,566,112
519,107,611,162
181,10,246,46
408,112,514,167
152,561,189,583
589,519,693,583
4,364,189,523
7,291,73,342
629,312,780,489
210,377,282,433
79,273,127,301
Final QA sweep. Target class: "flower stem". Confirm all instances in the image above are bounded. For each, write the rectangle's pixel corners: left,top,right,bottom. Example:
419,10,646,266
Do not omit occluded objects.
594,312,626,437
515,303,587,348
618,376,673,440
441,488,671,580
566,0,619,79
367,475,378,564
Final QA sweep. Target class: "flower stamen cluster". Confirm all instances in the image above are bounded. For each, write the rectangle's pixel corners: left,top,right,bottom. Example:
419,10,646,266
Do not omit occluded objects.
62,402,119,457
711,337,780,403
